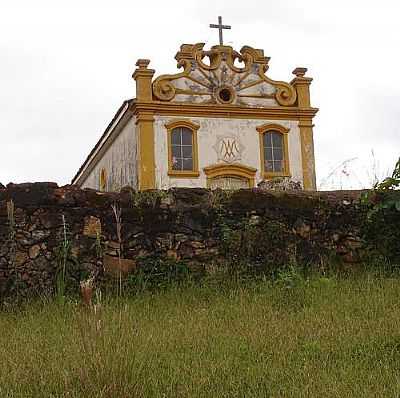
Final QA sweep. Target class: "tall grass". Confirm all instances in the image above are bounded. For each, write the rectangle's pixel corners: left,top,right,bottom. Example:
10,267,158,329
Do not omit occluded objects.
1,273,400,397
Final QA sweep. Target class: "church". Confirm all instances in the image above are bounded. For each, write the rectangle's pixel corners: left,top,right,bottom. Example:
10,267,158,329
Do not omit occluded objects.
72,18,318,191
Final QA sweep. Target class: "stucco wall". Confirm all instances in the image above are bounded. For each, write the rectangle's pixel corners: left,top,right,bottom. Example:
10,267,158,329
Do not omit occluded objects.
154,115,303,189
82,116,137,191
170,60,278,107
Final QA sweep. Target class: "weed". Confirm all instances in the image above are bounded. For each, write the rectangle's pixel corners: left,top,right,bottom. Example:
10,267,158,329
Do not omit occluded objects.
94,230,104,259
111,202,123,297
55,214,70,304
126,255,192,293
6,200,16,271
361,158,400,263
2,274,400,396
131,190,168,209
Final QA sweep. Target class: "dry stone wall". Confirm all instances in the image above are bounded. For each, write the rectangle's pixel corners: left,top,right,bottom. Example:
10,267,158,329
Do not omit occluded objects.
0,182,380,298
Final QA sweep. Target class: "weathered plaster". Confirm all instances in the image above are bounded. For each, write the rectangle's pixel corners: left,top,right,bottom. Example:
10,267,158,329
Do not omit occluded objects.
167,61,279,107
82,116,137,191
154,115,303,189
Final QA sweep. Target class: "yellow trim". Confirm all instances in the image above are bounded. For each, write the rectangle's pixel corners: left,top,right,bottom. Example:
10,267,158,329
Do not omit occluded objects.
298,119,317,190
99,168,107,191
132,59,155,102
152,43,297,106
136,112,156,190
256,123,290,179
165,119,200,178
289,69,316,190
203,163,257,188
291,68,312,108
132,101,318,121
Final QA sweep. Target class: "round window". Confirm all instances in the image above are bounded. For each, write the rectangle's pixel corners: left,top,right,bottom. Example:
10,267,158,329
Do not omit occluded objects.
216,86,235,104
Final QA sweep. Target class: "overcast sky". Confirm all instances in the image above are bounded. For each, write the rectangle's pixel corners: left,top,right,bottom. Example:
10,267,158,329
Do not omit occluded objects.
1,0,399,189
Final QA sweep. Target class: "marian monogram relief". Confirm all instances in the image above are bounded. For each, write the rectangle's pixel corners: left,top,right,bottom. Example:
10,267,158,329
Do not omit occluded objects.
214,136,244,164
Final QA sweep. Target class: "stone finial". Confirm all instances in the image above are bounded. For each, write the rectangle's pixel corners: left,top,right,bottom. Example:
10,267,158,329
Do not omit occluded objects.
290,67,313,109
132,59,155,102
135,59,151,69
292,67,308,78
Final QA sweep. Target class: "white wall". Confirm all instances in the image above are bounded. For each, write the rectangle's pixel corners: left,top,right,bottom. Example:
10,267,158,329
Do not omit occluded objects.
168,60,279,108
154,115,303,189
82,116,137,191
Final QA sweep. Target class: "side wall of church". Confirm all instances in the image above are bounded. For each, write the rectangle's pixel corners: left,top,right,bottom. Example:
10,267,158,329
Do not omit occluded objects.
153,116,303,189
81,116,137,191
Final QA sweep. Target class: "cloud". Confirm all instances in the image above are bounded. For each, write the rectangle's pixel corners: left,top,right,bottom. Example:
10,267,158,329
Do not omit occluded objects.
0,0,399,188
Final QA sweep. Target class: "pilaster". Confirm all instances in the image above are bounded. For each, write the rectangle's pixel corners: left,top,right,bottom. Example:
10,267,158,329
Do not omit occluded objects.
291,67,317,190
132,59,155,102
298,118,317,190
133,59,156,190
136,112,155,190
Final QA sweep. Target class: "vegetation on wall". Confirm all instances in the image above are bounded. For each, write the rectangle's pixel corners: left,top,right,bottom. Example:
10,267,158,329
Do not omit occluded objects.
361,158,400,264
0,168,399,302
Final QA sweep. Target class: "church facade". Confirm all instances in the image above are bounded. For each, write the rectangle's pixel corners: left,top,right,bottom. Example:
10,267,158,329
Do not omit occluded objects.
72,40,318,191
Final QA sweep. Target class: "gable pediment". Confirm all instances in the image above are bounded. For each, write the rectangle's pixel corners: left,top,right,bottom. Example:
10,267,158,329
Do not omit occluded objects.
152,43,297,108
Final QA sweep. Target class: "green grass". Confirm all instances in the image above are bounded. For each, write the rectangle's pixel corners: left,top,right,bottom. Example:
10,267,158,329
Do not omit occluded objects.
1,273,400,397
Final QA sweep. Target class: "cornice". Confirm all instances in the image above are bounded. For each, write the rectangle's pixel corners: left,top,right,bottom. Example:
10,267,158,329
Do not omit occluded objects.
130,101,318,121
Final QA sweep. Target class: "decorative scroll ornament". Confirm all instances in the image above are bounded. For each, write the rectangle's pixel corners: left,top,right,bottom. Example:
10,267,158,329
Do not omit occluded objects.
152,43,297,106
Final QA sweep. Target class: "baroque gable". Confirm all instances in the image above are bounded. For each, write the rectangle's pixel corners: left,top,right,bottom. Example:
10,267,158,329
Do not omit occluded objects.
152,43,297,107
73,32,318,193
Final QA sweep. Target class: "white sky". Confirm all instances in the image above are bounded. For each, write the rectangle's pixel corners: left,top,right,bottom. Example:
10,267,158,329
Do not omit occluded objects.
1,0,399,189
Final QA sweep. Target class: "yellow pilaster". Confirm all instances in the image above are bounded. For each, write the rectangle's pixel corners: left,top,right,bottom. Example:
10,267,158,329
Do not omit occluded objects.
132,59,155,102
132,59,156,190
298,119,316,190
136,112,156,190
291,67,317,190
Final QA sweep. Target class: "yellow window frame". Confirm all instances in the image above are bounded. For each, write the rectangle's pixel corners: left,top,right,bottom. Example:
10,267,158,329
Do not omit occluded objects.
165,120,200,178
99,168,107,191
257,123,291,179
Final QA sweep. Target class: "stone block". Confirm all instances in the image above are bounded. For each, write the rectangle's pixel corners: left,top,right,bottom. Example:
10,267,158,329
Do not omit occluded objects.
15,251,29,266
29,244,41,259
103,255,136,277
83,216,102,238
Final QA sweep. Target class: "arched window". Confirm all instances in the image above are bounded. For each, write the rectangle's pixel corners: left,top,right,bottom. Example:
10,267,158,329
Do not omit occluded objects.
257,123,290,178
165,120,200,177
99,168,107,191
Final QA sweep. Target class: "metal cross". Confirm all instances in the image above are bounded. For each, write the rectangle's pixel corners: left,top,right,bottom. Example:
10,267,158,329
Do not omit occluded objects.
209,16,231,45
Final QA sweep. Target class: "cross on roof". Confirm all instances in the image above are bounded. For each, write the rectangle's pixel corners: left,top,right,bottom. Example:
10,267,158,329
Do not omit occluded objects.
209,16,231,46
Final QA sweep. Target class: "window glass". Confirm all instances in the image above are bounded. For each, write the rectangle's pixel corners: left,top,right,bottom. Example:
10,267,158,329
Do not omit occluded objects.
273,160,283,172
263,131,285,173
181,129,192,145
182,158,193,171
171,145,181,158
171,130,181,145
272,132,282,147
171,127,193,171
263,132,272,147
172,158,183,171
274,147,283,161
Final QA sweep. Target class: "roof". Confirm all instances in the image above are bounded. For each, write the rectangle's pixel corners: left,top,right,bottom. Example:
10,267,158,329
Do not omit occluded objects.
71,98,135,185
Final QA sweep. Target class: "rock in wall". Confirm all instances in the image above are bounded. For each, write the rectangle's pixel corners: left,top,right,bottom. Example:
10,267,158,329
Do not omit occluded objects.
0,182,378,298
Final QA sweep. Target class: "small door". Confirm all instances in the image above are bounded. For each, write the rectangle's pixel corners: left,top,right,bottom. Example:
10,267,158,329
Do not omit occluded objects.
208,175,250,190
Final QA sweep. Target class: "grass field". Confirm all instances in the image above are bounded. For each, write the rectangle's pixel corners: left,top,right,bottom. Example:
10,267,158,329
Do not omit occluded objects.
1,272,400,397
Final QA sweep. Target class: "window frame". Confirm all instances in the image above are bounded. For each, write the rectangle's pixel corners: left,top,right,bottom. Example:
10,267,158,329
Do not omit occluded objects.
203,163,257,188
165,120,200,178
99,167,107,191
257,123,290,179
